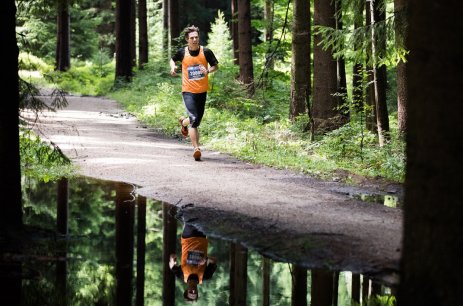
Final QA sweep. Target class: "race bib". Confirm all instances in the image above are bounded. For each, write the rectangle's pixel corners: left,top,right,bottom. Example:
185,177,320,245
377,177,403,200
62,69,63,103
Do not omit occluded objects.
186,250,205,265
187,64,205,80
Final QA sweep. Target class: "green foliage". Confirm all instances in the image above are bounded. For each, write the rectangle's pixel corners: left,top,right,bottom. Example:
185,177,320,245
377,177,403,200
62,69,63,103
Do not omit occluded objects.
45,59,115,96
207,10,234,66
19,128,75,183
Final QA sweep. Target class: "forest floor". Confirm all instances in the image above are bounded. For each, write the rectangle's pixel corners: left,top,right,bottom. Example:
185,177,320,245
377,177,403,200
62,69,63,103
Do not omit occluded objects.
23,92,404,287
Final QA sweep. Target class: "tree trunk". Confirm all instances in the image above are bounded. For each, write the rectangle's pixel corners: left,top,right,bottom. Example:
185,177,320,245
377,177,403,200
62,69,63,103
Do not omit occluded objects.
335,0,348,121
290,0,311,120
131,0,137,67
395,0,407,135
365,1,377,132
163,0,169,53
352,0,364,114
231,0,240,65
0,0,22,231
115,0,134,81
238,0,254,96
138,0,148,69
169,0,180,51
56,0,70,71
368,0,390,146
313,0,340,133
399,1,463,305
264,0,274,72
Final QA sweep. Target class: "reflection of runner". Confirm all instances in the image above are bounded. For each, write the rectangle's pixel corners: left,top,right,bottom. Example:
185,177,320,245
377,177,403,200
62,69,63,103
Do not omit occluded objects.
169,223,217,302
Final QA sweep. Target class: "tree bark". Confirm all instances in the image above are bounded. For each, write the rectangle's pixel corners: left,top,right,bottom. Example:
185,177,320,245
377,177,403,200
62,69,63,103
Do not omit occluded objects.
238,0,254,95
352,0,364,114
0,0,22,231
115,0,134,81
231,0,240,65
394,0,407,135
313,0,340,132
169,0,180,51
56,0,70,71
290,0,311,120
399,1,463,305
368,0,390,146
163,0,169,53
335,0,348,121
138,0,148,69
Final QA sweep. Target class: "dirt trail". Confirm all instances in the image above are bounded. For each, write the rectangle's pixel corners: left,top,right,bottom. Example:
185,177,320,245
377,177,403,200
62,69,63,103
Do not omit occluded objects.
23,93,403,287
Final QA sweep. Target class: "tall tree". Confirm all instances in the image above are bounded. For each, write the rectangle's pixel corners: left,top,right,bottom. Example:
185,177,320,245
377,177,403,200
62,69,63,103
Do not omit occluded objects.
138,0,148,68
169,0,180,51
131,0,136,67
290,0,311,120
365,0,377,132
163,0,169,53
231,0,240,65
399,0,463,304
335,0,348,120
352,0,364,114
115,0,134,81
56,0,70,71
368,0,390,146
263,0,274,71
313,0,340,132
238,0,254,95
1,0,22,230
394,0,407,135
1,3,22,304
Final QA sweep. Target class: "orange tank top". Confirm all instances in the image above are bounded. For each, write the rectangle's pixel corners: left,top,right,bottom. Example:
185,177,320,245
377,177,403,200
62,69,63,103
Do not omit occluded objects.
181,236,208,283
181,46,209,93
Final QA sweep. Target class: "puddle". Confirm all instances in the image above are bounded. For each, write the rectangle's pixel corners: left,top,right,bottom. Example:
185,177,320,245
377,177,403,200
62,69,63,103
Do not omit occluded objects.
1,176,396,305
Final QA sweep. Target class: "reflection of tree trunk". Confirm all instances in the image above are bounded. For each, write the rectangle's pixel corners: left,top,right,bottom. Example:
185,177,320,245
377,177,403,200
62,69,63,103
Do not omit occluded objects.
162,203,177,306
57,177,69,235
371,281,381,296
262,257,271,306
362,276,370,304
311,269,334,306
229,243,236,305
56,177,68,304
291,265,307,306
136,196,146,306
351,273,361,304
230,243,248,306
332,271,339,306
115,183,135,306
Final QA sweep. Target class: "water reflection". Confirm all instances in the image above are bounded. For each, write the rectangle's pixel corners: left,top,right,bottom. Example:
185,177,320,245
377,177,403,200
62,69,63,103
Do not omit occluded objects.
8,176,397,305
169,223,217,302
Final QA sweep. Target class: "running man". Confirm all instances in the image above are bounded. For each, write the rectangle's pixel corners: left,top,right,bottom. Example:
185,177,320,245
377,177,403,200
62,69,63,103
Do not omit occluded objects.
170,25,219,161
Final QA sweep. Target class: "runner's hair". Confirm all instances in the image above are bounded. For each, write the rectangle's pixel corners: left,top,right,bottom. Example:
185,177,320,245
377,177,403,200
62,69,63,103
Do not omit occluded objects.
184,25,200,39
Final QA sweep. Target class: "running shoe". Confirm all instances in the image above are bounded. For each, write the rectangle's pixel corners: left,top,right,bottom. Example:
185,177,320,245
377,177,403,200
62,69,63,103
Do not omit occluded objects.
179,116,188,137
193,147,201,161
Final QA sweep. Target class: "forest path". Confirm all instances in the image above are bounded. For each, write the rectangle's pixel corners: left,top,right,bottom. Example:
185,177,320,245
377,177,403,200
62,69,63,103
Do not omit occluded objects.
23,93,403,286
